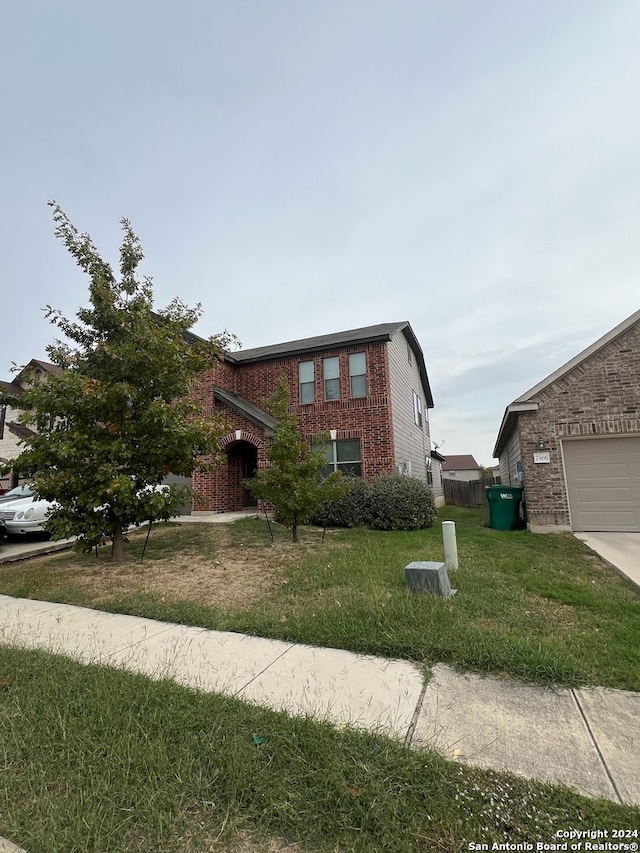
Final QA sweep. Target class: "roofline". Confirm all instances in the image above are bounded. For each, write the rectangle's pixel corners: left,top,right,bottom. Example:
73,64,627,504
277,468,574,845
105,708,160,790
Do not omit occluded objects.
493,401,538,458
441,457,483,471
399,323,434,409
514,307,640,403
493,308,640,458
213,387,279,437
225,323,402,363
224,321,434,408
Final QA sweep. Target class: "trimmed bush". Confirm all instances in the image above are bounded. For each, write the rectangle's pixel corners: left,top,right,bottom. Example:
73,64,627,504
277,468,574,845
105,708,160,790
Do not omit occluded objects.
309,477,369,528
365,474,436,530
310,474,436,531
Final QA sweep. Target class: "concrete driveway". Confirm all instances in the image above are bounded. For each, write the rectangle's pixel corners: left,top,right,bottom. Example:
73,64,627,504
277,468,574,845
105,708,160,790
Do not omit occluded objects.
574,532,640,588
0,536,74,564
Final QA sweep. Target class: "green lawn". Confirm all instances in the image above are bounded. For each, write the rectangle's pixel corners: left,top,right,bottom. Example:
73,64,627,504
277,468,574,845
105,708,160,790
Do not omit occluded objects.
1,645,638,853
2,508,640,851
1,507,638,689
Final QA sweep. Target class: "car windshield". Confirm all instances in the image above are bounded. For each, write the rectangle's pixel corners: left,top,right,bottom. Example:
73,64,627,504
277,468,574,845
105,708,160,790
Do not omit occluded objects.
0,485,35,502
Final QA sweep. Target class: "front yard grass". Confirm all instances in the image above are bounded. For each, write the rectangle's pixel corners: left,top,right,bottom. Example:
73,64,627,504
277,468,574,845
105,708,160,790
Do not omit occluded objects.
1,507,639,690
1,645,638,853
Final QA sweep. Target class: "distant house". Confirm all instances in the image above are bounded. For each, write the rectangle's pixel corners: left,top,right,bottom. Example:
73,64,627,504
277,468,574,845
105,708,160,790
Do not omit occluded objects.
189,322,442,512
0,360,63,490
441,454,483,482
493,308,640,533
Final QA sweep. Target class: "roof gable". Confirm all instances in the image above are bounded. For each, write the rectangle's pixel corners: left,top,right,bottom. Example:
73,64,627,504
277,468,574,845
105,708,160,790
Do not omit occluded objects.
213,388,279,437
17,359,63,382
513,307,640,404
493,307,640,457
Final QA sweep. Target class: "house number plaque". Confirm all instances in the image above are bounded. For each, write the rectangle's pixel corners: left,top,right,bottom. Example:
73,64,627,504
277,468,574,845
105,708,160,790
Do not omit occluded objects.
533,451,551,464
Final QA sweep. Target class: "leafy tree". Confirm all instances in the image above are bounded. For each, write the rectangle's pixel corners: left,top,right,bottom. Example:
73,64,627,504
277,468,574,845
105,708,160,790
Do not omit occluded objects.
245,379,346,542
3,203,232,561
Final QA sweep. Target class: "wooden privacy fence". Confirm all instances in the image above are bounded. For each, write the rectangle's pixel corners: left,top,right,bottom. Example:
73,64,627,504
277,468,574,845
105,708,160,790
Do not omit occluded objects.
443,478,499,507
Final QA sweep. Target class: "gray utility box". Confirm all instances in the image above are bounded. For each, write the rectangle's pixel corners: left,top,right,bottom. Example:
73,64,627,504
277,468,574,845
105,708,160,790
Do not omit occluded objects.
404,561,457,597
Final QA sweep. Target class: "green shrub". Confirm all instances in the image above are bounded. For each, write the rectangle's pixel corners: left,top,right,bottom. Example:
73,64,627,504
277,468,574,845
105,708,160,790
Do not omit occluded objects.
365,474,436,530
311,474,436,531
309,476,369,527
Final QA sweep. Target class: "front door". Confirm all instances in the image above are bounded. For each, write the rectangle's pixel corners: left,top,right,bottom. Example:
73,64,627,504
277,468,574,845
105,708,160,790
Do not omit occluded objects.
241,445,259,507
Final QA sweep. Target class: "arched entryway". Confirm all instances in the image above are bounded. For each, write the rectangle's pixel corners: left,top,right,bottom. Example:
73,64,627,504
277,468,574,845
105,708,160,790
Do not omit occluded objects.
226,440,259,508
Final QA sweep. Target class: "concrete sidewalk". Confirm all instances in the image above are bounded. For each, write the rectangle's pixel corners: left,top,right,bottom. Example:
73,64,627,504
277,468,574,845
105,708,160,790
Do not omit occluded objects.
1,595,639,809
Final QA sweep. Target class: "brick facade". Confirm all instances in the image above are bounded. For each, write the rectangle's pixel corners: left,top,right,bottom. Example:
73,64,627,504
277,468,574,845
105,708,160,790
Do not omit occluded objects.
190,326,433,513
497,317,640,532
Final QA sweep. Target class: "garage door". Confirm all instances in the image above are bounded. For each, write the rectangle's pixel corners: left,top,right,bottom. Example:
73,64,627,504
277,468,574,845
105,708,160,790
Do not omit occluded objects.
563,437,640,532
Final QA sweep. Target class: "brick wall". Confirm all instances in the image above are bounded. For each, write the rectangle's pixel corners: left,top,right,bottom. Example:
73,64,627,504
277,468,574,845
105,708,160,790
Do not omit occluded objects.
518,321,640,531
191,343,397,511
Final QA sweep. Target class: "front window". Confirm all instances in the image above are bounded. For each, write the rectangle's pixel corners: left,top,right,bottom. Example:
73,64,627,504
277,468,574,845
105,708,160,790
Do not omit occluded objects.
299,361,314,404
324,357,340,400
349,352,366,398
317,438,362,478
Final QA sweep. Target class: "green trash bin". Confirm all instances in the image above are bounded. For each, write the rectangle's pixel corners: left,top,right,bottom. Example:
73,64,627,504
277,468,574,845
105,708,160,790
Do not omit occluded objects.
486,485,523,531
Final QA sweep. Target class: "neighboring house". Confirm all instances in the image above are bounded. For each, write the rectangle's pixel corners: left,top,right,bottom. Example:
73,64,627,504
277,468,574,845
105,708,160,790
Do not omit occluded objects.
441,454,483,481
429,449,446,508
190,322,436,513
493,308,640,533
0,360,62,491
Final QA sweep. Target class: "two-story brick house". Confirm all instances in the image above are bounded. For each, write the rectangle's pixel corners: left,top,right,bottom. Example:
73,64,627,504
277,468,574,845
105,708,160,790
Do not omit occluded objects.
189,321,439,513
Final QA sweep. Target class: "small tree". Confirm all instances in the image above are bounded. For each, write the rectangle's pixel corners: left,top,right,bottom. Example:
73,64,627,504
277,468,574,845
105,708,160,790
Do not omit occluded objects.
245,379,345,542
4,203,232,561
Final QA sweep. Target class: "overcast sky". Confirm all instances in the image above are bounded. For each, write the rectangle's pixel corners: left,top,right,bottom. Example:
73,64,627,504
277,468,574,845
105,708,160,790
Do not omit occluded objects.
2,1,639,466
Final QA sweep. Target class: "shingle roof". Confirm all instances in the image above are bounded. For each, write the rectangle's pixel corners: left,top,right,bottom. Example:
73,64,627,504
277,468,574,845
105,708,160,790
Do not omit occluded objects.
0,380,24,398
28,359,64,376
227,323,408,362
213,388,279,437
442,454,481,471
226,322,434,407
2,360,63,398
6,422,36,440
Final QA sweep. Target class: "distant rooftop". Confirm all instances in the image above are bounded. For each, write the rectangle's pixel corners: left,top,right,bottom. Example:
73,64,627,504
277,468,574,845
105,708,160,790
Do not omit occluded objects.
442,454,482,471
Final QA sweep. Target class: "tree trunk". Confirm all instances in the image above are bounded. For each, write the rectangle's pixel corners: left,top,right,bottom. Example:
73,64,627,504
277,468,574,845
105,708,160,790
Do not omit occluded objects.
292,517,299,543
110,520,125,562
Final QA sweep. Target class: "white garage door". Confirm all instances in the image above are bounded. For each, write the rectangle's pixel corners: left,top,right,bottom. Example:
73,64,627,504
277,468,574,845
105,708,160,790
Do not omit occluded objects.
563,437,640,532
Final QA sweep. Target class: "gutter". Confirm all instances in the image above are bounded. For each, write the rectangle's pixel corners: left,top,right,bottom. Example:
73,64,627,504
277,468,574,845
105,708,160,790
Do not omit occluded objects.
493,401,538,458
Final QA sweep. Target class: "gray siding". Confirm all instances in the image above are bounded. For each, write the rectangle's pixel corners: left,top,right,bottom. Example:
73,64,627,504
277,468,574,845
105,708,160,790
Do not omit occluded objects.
442,469,482,482
0,404,27,490
387,330,431,483
498,428,522,486
431,457,445,506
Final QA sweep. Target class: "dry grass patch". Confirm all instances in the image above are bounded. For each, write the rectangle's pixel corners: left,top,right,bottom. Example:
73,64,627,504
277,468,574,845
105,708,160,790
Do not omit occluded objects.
2,521,332,612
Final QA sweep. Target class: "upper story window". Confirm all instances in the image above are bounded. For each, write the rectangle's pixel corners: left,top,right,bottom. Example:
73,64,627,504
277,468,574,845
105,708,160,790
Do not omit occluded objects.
299,361,314,404
323,357,340,400
349,352,366,398
413,391,423,427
